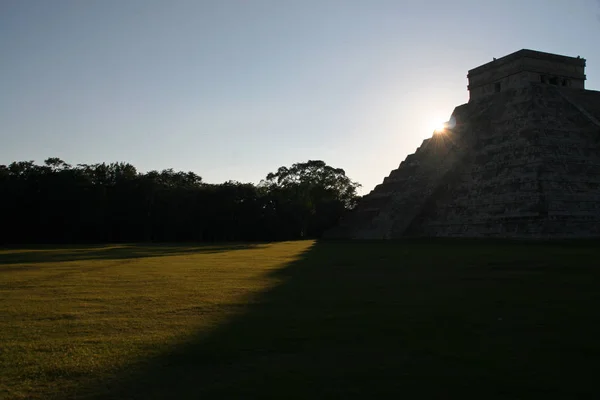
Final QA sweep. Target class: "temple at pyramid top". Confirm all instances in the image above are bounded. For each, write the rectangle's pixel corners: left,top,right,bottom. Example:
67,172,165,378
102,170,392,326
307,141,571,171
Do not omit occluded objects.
467,49,586,101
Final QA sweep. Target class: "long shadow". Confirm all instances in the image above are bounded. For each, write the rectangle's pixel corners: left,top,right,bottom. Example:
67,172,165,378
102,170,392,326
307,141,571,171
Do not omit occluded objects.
0,243,264,266
75,240,600,399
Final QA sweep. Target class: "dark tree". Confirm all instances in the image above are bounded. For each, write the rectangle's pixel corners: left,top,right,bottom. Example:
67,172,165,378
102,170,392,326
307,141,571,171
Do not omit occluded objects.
262,160,361,238
0,158,360,244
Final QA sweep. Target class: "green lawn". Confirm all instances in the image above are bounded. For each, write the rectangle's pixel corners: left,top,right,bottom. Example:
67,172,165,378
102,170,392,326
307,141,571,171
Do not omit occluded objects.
1,240,600,399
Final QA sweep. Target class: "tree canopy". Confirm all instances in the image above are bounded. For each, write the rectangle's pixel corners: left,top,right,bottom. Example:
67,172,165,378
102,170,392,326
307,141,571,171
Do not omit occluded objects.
0,158,360,244
262,160,360,238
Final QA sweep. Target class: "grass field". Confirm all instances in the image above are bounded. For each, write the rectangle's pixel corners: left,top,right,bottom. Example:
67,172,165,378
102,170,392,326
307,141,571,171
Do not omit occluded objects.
1,240,600,399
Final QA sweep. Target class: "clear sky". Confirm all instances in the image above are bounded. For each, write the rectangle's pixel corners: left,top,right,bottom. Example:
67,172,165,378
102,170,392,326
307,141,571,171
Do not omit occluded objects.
2,0,600,193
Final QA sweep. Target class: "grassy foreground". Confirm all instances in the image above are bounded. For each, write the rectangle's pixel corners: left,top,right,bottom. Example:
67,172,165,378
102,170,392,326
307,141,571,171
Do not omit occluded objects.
1,240,600,399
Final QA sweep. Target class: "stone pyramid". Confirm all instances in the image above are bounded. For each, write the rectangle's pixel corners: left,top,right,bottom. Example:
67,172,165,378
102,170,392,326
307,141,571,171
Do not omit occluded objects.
329,49,600,239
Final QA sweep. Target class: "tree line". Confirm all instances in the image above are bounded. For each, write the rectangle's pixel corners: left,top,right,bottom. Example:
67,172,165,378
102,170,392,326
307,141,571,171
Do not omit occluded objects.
0,158,360,244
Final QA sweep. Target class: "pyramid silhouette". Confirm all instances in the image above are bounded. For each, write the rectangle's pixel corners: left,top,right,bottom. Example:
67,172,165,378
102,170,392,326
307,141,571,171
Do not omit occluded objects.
329,50,600,239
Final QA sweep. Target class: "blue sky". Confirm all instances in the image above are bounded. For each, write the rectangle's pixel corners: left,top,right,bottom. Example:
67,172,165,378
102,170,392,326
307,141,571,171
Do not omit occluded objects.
2,0,600,193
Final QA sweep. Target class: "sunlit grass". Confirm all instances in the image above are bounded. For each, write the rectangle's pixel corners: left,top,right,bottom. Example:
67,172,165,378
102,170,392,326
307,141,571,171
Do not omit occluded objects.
2,240,600,398
0,241,313,399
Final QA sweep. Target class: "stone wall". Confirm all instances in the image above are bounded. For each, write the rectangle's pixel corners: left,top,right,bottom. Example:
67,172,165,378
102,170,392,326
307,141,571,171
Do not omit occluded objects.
468,50,586,101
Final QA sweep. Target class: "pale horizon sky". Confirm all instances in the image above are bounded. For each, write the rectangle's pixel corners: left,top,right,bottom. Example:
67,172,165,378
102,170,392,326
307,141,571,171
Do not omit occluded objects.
2,0,600,193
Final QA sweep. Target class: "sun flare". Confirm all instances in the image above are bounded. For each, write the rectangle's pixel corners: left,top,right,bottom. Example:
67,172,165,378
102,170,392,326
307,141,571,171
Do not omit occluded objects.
431,118,447,134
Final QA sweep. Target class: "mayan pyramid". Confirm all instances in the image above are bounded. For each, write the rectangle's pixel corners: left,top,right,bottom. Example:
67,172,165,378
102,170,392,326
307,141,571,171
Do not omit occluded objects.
329,49,600,239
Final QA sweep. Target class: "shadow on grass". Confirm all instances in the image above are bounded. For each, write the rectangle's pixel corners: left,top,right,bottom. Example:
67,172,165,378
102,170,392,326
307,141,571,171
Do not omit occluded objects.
0,243,264,266
77,240,600,399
